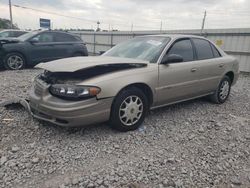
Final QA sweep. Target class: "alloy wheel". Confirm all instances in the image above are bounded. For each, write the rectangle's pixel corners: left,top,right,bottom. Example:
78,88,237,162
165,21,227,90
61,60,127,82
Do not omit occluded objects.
119,95,143,126
219,80,230,100
7,55,24,70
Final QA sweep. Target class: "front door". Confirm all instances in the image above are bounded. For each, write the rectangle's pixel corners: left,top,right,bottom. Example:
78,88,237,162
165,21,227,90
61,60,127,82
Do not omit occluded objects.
156,38,202,105
27,32,59,63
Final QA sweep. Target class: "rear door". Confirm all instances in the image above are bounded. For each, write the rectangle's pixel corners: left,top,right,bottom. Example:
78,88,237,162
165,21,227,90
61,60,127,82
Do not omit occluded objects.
190,38,225,93
157,38,201,105
53,32,78,58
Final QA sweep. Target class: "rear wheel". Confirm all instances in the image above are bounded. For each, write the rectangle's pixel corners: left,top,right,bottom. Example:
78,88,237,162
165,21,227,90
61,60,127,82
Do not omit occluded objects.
209,76,231,104
4,52,26,70
109,87,148,132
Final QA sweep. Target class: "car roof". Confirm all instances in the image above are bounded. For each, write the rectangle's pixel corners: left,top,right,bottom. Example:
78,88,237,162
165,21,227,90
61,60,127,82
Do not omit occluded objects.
38,30,71,34
36,30,77,37
142,34,226,56
139,34,206,40
0,29,28,32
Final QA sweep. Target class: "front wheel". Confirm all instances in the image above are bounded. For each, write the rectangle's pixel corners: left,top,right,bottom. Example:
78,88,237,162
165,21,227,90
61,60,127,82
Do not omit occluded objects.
109,87,149,132
209,75,231,104
4,53,26,70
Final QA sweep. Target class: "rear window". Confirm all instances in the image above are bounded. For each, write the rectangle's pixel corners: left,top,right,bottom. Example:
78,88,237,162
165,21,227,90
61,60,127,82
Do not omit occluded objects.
211,44,221,58
192,38,214,60
54,33,78,42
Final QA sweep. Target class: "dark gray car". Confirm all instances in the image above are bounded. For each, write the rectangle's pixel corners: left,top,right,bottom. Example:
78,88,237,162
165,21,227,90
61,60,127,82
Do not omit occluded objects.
0,30,88,70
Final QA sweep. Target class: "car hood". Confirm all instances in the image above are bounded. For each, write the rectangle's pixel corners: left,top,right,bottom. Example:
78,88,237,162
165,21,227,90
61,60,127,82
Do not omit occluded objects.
0,37,20,43
36,56,148,72
0,38,21,47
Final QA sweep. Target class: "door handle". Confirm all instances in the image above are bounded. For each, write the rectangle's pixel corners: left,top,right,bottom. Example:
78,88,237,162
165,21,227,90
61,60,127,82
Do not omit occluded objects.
219,63,224,68
191,68,197,72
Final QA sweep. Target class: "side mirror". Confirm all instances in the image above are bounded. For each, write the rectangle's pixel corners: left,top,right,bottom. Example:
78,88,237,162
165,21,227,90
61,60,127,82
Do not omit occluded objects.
161,54,184,64
29,38,39,44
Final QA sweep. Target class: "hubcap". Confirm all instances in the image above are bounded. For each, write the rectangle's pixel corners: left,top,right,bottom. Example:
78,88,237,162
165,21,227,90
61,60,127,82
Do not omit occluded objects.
7,55,24,70
219,80,230,100
119,96,143,126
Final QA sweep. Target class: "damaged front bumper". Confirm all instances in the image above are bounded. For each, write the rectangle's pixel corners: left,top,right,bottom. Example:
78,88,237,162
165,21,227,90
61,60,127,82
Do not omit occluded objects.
0,97,31,111
29,83,114,127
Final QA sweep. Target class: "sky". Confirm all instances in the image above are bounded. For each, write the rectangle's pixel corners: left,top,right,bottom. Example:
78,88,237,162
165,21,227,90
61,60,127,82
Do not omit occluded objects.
0,0,249,31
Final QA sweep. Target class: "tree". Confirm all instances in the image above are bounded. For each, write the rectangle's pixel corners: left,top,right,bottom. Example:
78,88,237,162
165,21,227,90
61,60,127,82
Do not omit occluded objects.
0,18,18,29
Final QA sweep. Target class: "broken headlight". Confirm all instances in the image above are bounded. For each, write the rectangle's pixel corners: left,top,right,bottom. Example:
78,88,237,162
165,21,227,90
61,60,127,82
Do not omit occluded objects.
49,84,101,100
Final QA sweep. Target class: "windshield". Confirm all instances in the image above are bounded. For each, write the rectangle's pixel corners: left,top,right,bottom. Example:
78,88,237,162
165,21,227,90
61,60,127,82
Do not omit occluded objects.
18,31,39,41
0,31,9,38
103,36,170,63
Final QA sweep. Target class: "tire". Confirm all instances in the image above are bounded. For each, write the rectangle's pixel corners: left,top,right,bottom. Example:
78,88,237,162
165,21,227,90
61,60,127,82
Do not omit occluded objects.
209,75,231,104
4,52,26,70
109,87,149,132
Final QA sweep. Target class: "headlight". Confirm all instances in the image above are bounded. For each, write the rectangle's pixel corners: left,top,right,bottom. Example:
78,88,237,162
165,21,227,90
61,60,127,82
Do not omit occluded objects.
49,84,101,100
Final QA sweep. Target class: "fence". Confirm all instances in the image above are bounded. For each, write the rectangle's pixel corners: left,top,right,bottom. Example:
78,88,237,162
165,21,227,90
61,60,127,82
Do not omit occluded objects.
72,28,250,72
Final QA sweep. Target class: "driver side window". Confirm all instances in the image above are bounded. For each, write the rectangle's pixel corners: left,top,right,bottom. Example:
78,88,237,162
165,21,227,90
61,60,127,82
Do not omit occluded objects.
32,33,54,43
167,39,194,62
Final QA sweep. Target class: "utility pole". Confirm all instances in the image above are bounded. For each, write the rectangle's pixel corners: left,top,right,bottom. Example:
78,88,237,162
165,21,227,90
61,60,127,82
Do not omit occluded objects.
160,21,162,33
201,10,207,34
131,23,133,32
96,21,100,32
9,0,13,29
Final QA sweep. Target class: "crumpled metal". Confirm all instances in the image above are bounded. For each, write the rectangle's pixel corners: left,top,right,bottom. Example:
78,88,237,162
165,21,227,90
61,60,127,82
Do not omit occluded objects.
0,97,31,113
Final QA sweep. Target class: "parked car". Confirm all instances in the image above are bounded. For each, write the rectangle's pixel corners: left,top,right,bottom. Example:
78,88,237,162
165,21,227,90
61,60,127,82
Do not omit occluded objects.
29,35,239,132
0,30,88,70
0,29,28,38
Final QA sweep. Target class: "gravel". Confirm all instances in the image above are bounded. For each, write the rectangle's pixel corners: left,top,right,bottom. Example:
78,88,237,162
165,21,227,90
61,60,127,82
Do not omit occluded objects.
0,69,250,188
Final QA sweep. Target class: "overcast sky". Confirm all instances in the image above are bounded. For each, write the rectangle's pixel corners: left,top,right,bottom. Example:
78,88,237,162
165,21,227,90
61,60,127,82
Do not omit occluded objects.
0,0,249,31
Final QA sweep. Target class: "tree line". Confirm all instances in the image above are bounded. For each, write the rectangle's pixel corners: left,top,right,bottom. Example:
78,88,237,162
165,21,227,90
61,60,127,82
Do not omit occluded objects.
0,18,18,29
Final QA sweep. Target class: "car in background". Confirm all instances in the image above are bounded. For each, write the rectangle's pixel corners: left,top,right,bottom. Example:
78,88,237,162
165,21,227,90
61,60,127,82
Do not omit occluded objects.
0,30,88,70
29,35,239,132
0,29,28,38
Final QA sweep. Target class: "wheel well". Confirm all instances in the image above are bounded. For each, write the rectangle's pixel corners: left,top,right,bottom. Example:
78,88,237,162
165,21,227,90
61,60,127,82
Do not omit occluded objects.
121,83,154,107
225,71,234,83
5,51,27,63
